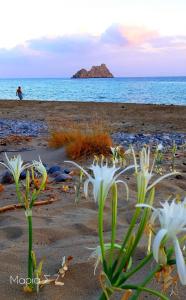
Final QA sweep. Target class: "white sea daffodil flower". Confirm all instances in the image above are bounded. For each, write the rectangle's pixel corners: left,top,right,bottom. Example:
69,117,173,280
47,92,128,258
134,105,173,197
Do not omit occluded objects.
137,199,186,285
65,160,134,203
132,146,177,192
32,157,47,182
0,153,30,183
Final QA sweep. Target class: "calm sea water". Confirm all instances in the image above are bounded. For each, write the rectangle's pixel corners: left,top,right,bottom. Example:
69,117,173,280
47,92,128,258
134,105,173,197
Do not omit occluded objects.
0,77,186,105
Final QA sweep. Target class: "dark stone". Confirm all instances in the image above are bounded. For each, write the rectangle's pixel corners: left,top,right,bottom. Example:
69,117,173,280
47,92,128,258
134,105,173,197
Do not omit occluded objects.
53,173,72,183
0,170,14,184
48,165,61,174
175,174,183,180
63,168,71,174
20,170,27,180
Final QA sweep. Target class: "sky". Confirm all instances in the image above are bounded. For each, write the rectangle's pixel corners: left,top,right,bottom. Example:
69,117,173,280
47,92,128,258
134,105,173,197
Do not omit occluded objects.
0,0,186,77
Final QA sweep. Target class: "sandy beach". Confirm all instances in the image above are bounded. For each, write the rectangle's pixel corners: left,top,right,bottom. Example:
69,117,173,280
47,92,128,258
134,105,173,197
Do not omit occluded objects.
0,100,186,300
0,100,186,133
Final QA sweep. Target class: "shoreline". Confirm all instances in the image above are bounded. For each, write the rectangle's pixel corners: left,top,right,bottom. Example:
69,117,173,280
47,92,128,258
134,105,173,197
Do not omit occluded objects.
0,99,186,107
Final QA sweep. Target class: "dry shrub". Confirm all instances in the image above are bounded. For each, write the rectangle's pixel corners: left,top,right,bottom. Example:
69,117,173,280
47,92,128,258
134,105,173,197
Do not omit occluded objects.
66,132,112,159
48,131,80,148
48,130,112,159
48,116,113,159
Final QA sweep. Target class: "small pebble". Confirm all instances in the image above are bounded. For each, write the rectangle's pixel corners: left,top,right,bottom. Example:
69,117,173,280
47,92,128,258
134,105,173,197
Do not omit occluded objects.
0,171,14,184
48,165,61,174
20,170,27,180
63,168,71,174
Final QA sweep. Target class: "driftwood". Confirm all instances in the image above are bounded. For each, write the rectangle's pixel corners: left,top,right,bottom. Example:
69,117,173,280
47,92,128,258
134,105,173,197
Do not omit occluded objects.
0,197,58,213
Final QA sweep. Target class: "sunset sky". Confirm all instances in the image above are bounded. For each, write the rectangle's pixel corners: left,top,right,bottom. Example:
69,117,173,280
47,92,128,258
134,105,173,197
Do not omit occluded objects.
1,0,186,77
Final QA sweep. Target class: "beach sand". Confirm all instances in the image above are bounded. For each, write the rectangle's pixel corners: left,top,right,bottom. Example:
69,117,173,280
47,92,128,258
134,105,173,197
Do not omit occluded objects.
0,100,186,133
0,100,186,300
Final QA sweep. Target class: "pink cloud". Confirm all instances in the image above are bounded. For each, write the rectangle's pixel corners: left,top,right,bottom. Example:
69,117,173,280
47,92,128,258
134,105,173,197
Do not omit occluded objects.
101,24,159,46
122,26,158,45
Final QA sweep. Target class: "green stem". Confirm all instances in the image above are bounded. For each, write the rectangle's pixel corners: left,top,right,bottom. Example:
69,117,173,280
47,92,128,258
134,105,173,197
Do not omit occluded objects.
111,177,146,275
98,182,107,273
99,289,113,300
30,175,46,207
27,214,33,287
113,207,147,282
121,284,169,300
109,183,117,270
110,206,140,276
117,253,153,286
113,188,154,283
15,182,23,204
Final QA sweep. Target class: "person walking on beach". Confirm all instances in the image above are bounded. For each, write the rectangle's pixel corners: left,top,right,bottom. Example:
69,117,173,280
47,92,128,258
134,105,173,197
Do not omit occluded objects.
16,86,23,100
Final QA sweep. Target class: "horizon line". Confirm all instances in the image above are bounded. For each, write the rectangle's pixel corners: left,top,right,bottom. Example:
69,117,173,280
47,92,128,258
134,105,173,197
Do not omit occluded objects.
1,75,186,79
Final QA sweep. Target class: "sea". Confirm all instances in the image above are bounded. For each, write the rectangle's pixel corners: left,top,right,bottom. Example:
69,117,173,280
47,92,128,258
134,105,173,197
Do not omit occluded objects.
0,77,186,105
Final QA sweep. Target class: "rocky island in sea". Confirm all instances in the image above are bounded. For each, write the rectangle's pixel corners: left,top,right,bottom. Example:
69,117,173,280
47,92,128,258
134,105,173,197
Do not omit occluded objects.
72,63,114,78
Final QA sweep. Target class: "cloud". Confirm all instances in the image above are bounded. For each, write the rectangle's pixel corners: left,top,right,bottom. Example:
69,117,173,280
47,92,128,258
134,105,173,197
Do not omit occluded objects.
101,24,158,46
150,35,186,50
0,24,186,77
27,34,99,54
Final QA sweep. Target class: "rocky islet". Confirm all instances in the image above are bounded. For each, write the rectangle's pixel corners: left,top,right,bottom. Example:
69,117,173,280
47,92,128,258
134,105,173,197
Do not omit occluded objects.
72,64,114,78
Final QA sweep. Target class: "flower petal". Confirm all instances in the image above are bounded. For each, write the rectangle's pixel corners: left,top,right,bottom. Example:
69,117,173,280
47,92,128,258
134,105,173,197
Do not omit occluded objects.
147,172,179,191
153,228,167,263
84,178,91,198
115,180,129,201
173,238,186,285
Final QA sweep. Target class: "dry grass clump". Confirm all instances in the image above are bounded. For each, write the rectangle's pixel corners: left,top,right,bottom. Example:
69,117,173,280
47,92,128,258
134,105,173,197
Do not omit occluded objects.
48,131,79,148
49,130,112,159
66,132,112,159
48,117,112,159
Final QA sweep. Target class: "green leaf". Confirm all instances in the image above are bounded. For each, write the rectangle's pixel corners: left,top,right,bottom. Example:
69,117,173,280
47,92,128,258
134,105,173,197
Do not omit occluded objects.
121,284,169,300
36,260,44,278
31,250,37,271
